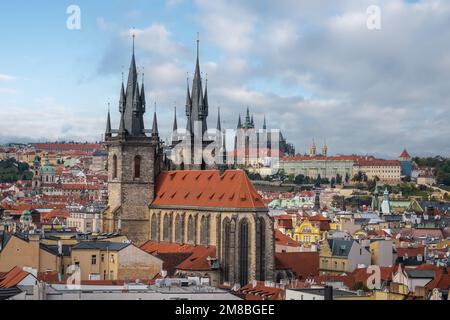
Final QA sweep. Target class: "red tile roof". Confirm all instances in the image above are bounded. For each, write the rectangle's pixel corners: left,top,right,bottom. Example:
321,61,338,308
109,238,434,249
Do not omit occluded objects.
40,209,70,222
399,149,411,159
425,272,450,290
152,170,266,209
281,155,366,162
239,281,284,300
0,266,30,288
140,242,217,272
275,252,319,279
397,246,425,258
355,159,401,167
350,266,395,285
309,274,354,289
275,229,300,247
33,143,103,152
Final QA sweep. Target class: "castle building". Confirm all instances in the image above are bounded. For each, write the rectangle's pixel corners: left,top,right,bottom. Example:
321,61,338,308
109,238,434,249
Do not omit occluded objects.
399,149,413,178
102,36,275,287
233,107,295,167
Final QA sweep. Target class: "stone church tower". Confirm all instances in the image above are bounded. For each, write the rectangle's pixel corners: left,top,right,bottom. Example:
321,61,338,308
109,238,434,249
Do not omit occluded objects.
102,37,162,245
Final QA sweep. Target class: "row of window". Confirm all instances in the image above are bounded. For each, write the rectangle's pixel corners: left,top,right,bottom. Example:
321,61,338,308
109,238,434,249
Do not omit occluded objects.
112,155,142,179
150,213,210,245
91,254,115,265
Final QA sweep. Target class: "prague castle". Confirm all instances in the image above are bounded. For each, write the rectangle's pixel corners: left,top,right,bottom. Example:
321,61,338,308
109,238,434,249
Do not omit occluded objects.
102,36,275,286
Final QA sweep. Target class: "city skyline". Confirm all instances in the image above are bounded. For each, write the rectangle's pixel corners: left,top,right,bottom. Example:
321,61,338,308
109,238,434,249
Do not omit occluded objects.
0,0,449,159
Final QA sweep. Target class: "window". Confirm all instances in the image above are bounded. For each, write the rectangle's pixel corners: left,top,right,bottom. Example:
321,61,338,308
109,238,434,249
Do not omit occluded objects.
134,155,141,178
101,254,104,263
223,218,231,283
200,215,209,246
239,219,249,286
163,214,171,242
187,215,195,243
110,254,115,263
151,214,158,241
91,255,97,265
112,155,117,179
175,214,184,243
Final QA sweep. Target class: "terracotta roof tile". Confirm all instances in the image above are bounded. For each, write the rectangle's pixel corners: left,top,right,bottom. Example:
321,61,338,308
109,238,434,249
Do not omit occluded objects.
239,281,284,300
275,252,319,279
275,229,300,247
0,266,30,288
152,170,266,209
140,242,217,272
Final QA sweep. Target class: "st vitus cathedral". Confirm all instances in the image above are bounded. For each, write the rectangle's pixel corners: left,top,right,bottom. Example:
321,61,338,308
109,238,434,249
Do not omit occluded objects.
102,36,275,286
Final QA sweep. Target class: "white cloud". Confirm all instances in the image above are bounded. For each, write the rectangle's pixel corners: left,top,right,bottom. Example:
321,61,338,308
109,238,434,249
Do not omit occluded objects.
96,1,450,157
0,74,15,81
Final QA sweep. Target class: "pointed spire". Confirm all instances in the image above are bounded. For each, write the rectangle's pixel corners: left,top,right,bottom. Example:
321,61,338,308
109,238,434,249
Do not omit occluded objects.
119,111,126,135
119,81,125,112
244,106,251,128
250,114,254,127
105,103,111,137
152,110,159,136
217,107,222,131
203,73,209,116
185,74,191,113
126,34,138,98
140,72,146,112
196,32,200,63
263,115,267,130
132,80,140,112
173,106,178,132
237,114,242,129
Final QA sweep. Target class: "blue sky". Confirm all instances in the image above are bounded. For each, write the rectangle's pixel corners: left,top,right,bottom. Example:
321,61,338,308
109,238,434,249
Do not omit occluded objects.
0,0,449,158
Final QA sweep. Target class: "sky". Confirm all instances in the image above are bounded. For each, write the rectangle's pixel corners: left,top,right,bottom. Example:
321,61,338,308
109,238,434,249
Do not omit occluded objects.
0,0,449,158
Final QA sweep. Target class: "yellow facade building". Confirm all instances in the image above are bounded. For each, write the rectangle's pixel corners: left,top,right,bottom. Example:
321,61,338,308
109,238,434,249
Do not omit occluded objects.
291,218,321,245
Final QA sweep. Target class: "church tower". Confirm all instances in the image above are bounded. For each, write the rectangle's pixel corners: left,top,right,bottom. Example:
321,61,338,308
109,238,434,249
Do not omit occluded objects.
103,35,162,245
178,34,213,170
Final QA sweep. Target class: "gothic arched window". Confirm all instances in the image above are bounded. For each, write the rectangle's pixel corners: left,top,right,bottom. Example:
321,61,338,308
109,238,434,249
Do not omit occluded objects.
258,217,266,281
151,214,158,241
239,218,249,286
134,155,141,178
222,218,231,283
187,215,195,243
175,214,184,243
163,214,170,242
200,215,209,246
112,155,117,179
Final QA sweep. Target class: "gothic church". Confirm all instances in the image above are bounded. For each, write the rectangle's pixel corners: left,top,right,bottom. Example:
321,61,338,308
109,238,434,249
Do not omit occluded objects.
102,37,274,286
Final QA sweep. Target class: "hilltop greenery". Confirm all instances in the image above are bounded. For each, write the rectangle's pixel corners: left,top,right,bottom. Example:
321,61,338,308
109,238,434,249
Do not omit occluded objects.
0,158,33,182
414,156,450,186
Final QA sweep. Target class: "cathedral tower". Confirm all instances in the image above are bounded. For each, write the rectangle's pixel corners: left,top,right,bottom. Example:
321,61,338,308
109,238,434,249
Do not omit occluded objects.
103,36,162,245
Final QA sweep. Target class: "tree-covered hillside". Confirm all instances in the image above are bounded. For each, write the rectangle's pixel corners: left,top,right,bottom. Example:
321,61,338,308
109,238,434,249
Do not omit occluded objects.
0,158,33,182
